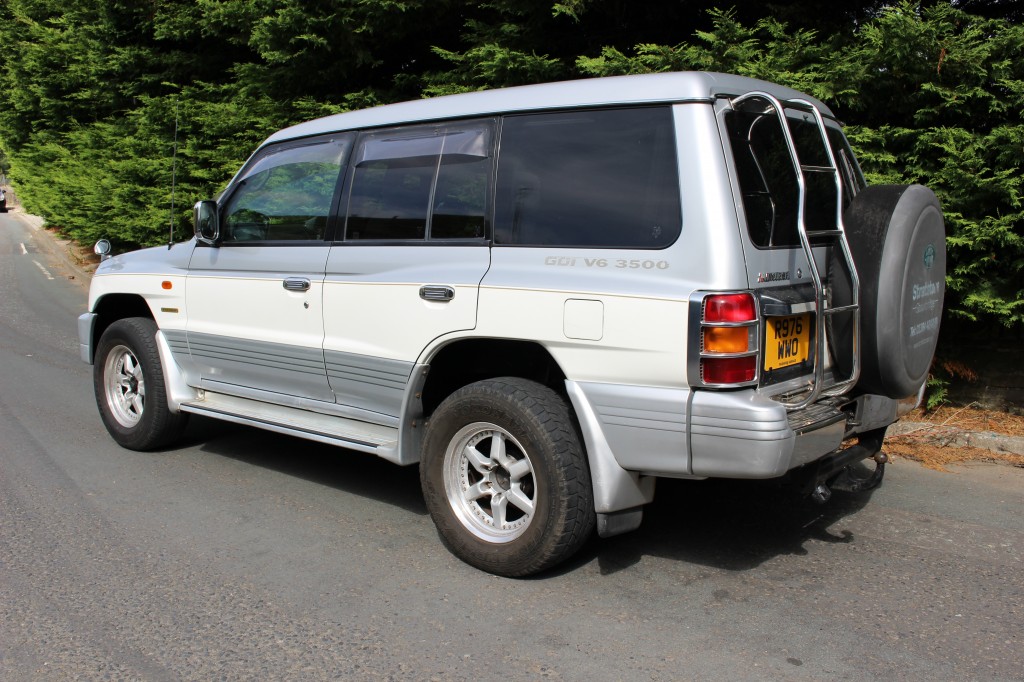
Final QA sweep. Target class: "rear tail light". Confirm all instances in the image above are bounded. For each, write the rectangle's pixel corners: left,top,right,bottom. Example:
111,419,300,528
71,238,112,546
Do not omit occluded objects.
691,292,760,387
702,356,756,384
703,293,757,323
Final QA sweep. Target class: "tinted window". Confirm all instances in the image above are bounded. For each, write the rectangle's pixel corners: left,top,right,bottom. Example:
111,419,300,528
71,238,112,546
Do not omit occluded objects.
494,107,681,248
222,137,351,242
827,127,867,207
726,103,856,248
344,121,493,241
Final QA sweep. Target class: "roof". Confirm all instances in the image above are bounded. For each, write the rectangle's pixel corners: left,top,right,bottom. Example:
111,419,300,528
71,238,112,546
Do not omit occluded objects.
264,71,835,146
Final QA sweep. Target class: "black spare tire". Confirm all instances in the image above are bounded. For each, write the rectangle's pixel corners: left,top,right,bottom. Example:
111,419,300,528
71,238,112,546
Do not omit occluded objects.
830,185,946,399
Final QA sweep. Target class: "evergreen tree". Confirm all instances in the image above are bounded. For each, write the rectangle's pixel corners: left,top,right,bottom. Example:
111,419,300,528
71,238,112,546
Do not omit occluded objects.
0,0,1020,338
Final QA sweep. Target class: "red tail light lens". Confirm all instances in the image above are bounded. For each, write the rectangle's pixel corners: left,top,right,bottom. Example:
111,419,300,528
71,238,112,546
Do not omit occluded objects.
704,293,757,323
701,356,757,384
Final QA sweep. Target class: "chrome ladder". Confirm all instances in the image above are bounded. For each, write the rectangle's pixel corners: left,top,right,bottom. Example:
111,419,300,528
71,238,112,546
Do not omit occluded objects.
731,92,861,410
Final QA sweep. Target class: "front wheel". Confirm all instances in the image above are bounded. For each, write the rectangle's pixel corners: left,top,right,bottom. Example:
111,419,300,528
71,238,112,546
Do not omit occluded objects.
420,378,595,577
93,317,188,451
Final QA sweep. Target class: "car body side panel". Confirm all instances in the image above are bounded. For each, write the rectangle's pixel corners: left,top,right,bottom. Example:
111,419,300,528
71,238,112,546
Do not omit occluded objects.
323,245,490,419
185,244,334,402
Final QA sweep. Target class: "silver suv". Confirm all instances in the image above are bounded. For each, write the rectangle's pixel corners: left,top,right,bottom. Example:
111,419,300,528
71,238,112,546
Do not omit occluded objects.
79,72,945,576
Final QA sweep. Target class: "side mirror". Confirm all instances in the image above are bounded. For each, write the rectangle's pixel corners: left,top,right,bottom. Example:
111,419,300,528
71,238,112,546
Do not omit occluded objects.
93,239,112,261
194,200,220,245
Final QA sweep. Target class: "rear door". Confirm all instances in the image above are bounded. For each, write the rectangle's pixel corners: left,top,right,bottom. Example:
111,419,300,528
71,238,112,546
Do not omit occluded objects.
186,135,352,403
720,98,865,391
322,120,494,421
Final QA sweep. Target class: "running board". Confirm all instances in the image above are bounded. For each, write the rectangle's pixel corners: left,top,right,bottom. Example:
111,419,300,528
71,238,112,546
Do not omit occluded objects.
179,391,400,460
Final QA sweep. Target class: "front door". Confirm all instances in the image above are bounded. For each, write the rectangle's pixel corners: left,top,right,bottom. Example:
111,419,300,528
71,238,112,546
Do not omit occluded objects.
186,135,353,404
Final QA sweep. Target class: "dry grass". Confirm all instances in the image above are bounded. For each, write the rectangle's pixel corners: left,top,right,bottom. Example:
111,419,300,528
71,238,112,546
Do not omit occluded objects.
885,404,1024,471
910,404,1024,437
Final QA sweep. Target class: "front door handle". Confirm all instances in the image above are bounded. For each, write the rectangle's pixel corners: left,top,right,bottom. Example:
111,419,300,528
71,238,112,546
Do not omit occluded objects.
420,285,455,302
283,277,311,292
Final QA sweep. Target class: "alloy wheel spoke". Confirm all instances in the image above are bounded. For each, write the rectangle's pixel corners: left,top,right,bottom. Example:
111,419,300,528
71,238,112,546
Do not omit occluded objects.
505,487,535,516
506,458,531,482
490,493,508,527
488,431,508,467
464,443,492,474
464,480,490,502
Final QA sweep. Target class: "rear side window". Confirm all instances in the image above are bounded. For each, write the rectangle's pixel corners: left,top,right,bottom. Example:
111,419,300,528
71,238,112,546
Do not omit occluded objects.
494,107,681,248
344,120,493,241
726,104,857,248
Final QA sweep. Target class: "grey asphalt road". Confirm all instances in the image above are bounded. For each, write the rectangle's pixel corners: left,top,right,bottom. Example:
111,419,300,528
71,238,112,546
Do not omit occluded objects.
1,211,1021,681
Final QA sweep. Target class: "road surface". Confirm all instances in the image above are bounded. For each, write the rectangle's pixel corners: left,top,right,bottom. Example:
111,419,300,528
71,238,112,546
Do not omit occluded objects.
1,211,1021,680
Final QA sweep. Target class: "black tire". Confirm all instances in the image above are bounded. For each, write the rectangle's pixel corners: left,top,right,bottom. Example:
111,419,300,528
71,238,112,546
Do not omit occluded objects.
830,185,946,399
93,317,188,451
420,378,595,577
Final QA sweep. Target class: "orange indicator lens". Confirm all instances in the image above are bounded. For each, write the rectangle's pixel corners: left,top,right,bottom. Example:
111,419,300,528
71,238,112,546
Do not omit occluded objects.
703,326,749,353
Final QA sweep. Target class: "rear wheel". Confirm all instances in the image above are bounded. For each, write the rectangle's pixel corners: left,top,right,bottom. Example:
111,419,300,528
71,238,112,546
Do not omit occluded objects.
420,378,595,577
93,317,188,451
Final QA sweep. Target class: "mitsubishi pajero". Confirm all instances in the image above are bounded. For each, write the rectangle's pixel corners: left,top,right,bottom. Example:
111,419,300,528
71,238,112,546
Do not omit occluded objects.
79,72,945,576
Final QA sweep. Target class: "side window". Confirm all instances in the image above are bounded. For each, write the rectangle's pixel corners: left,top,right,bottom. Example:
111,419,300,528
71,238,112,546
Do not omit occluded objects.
221,136,351,243
726,103,852,248
344,120,493,241
827,127,867,208
494,107,681,248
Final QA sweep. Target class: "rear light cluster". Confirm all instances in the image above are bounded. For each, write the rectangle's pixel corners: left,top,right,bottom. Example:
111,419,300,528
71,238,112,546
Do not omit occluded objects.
699,293,759,386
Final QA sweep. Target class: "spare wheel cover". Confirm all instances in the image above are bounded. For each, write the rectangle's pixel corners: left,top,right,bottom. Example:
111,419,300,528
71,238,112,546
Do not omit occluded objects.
837,184,946,399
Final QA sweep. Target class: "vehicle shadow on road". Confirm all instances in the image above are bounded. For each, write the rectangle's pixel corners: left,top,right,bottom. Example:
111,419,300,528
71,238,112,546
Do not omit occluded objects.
571,472,878,577
179,417,428,516
172,417,878,578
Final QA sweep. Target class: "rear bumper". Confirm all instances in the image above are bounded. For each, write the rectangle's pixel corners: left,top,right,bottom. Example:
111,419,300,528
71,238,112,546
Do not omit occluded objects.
571,382,897,481
687,389,847,478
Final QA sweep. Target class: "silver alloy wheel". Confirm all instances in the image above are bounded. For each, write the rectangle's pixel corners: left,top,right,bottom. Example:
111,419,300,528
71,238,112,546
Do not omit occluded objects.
103,343,146,428
443,421,537,543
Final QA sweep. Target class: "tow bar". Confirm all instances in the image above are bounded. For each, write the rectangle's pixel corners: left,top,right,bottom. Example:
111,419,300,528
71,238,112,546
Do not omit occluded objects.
805,427,888,504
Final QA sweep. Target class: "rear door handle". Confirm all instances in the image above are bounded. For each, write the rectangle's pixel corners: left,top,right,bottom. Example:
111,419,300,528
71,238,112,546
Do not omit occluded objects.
419,285,455,302
283,277,311,292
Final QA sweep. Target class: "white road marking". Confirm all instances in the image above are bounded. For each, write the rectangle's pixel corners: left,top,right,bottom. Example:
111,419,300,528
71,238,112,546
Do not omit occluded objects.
32,259,55,280
20,243,27,255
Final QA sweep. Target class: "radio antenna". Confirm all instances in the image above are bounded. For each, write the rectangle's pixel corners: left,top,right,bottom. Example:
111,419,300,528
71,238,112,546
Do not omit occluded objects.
168,97,180,249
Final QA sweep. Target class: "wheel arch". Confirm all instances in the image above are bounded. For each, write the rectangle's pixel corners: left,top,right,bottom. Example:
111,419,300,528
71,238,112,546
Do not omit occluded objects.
408,337,653,530
420,338,569,418
87,294,155,364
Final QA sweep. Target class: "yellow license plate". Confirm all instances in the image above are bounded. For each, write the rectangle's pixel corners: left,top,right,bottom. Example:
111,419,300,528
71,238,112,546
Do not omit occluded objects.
764,313,811,371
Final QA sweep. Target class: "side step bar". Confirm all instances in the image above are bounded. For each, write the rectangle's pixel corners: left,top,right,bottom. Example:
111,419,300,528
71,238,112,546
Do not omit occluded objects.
179,391,401,462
